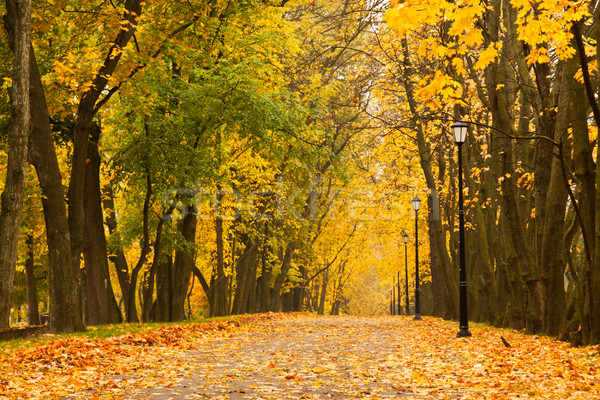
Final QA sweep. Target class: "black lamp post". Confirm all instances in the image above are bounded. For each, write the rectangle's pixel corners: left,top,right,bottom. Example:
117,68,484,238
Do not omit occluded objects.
402,232,410,315
392,283,396,315
412,196,422,320
452,120,472,338
397,268,401,315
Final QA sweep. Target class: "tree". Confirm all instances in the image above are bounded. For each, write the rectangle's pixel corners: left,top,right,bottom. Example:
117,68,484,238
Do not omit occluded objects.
0,0,31,328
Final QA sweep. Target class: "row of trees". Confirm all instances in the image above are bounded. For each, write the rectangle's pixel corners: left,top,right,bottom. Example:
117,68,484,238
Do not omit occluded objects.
1,0,414,332
4,0,599,345
383,0,600,344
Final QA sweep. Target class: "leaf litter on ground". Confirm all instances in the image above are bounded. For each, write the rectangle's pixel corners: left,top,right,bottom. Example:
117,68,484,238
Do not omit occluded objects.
0,313,598,399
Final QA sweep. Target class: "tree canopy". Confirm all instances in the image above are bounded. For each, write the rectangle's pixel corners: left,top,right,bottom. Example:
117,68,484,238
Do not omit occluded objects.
1,0,600,345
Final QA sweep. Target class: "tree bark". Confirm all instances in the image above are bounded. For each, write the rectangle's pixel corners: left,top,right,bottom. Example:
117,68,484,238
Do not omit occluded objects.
0,0,31,328
232,233,260,315
4,15,85,332
211,190,229,317
256,225,272,313
82,124,121,325
103,185,138,322
171,209,197,321
155,256,173,322
270,241,296,312
24,234,39,325
67,0,143,302
317,266,329,315
539,67,570,335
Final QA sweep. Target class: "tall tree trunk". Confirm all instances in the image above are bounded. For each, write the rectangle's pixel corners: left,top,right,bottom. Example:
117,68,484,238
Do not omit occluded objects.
486,9,543,331
256,225,272,313
171,209,197,321
24,234,39,325
232,236,259,315
231,235,250,315
0,0,31,328
428,192,446,318
294,265,308,312
270,241,296,312
539,67,570,335
8,32,84,333
67,0,143,292
142,215,165,322
317,266,329,315
103,185,138,322
464,154,498,323
132,173,154,322
569,19,599,344
398,36,459,319
155,256,173,322
212,192,228,317
82,124,121,325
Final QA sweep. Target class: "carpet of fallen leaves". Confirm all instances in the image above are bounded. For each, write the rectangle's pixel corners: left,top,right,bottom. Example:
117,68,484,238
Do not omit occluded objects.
0,313,599,399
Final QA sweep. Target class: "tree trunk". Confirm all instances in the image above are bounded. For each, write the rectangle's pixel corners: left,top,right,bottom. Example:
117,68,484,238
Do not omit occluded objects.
22,41,84,333
142,216,166,322
82,124,121,325
67,0,143,295
256,225,272,313
155,255,173,322
294,265,308,312
317,266,329,315
270,241,296,312
399,37,459,319
0,0,31,328
132,173,154,322
212,197,228,316
24,234,39,325
232,235,259,314
231,235,250,315
103,185,138,322
171,209,197,321
428,193,446,318
539,68,570,336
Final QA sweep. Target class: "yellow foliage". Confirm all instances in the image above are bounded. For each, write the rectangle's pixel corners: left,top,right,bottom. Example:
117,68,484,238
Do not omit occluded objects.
451,57,467,76
513,0,591,64
474,42,502,70
415,71,464,111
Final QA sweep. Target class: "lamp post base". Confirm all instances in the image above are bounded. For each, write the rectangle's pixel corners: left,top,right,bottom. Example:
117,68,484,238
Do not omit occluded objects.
413,314,422,321
457,327,472,338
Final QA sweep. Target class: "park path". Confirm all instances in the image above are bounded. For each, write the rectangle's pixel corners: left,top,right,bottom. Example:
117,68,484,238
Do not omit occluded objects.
120,314,421,399
5,313,599,399
67,313,599,400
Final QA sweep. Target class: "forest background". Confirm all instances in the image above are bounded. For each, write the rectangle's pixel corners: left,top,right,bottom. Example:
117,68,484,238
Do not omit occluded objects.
1,0,600,345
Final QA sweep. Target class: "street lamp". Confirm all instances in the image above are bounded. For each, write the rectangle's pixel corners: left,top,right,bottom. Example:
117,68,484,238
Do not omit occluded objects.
412,195,422,320
397,265,401,315
402,232,410,315
392,282,396,315
452,120,472,338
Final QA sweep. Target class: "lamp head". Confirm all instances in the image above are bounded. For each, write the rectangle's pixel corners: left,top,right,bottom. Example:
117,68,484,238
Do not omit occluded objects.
452,120,468,144
402,233,409,244
412,196,421,211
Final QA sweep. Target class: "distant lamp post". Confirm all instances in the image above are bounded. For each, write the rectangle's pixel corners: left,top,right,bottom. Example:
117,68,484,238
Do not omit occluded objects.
452,120,472,338
397,266,401,315
402,232,410,315
392,283,396,315
412,196,422,321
